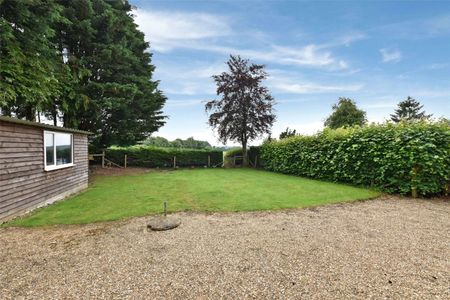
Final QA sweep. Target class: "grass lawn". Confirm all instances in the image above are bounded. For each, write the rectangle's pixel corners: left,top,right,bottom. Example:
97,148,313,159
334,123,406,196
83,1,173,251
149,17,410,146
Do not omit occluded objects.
6,169,380,227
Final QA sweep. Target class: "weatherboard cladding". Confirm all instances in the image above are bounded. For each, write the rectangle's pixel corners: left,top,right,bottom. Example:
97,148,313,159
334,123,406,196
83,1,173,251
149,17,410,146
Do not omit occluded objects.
0,118,89,221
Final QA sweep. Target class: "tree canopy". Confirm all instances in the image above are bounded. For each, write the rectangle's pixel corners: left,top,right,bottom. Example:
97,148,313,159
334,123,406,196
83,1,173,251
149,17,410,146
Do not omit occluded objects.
140,136,212,149
0,0,166,148
279,127,297,139
205,55,276,166
390,96,431,122
324,97,367,129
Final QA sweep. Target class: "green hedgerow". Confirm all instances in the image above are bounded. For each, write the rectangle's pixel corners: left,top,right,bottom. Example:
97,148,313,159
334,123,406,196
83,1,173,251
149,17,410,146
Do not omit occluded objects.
106,145,223,168
260,121,450,196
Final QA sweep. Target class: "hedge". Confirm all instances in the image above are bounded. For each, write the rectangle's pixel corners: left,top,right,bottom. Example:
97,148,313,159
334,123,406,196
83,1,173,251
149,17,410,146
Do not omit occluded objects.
260,122,450,196
106,145,223,168
223,147,263,167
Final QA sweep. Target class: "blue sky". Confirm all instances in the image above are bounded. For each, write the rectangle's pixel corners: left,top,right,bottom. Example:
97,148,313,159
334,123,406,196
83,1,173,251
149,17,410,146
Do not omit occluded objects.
131,0,450,146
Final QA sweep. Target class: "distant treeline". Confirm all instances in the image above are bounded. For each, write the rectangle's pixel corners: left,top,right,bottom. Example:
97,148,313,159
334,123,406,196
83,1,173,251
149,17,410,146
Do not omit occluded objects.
140,137,212,149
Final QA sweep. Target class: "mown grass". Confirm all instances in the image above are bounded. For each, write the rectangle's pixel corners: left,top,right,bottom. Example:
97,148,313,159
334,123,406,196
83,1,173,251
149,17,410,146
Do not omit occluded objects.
6,168,380,227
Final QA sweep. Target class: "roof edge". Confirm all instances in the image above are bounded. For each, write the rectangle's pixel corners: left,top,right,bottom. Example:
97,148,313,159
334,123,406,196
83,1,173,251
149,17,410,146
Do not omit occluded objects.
0,116,92,135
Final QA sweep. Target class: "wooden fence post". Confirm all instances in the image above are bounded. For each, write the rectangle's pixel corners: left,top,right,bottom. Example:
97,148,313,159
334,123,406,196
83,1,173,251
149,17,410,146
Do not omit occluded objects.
124,154,127,168
173,156,176,169
101,151,105,168
208,155,211,167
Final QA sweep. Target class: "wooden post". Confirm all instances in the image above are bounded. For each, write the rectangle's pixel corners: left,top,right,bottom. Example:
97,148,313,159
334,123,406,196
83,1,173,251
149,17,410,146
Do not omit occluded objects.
208,155,211,167
124,154,127,168
233,156,236,167
101,151,105,168
173,156,176,169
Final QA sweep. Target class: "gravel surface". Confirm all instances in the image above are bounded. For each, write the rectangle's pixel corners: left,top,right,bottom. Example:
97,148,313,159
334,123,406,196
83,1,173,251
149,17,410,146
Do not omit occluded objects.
1,197,449,299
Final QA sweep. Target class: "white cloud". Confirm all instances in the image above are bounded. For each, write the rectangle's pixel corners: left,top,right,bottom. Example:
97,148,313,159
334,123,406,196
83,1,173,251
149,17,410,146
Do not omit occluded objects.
268,73,364,94
133,8,351,70
272,82,363,94
380,48,402,63
133,9,231,52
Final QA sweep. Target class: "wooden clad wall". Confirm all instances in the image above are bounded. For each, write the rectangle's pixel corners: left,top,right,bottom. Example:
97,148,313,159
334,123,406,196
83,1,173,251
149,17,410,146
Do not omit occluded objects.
0,120,89,221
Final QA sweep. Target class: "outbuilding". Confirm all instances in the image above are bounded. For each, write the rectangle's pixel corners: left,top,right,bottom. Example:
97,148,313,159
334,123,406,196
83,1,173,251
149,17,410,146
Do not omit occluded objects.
0,116,90,222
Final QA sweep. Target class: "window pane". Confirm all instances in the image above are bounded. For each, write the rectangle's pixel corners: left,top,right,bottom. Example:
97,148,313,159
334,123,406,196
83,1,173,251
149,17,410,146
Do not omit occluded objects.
45,133,54,166
55,133,72,165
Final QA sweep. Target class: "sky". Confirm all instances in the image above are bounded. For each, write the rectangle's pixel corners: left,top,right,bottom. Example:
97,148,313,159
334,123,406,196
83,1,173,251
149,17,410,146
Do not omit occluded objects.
130,0,450,146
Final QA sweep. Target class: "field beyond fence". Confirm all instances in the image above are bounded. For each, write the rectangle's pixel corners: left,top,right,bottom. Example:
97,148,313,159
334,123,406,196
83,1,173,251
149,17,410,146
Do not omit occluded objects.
105,145,223,168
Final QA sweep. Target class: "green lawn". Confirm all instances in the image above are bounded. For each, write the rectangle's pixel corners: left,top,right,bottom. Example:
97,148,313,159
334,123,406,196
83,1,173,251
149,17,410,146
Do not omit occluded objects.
6,169,380,227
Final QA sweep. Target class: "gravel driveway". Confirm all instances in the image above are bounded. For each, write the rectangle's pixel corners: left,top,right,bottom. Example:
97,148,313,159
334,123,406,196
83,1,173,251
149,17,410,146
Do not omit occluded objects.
1,197,449,299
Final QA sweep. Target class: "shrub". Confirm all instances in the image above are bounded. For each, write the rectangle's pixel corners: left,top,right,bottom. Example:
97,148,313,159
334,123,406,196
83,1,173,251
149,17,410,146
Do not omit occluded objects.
261,122,450,196
106,145,223,168
223,148,243,167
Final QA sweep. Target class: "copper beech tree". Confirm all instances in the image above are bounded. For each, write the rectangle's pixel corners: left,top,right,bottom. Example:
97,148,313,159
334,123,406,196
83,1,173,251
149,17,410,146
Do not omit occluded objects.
206,55,276,167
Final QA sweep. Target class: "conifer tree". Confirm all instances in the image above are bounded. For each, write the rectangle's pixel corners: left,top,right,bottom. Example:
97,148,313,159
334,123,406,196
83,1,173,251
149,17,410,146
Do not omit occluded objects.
390,96,431,122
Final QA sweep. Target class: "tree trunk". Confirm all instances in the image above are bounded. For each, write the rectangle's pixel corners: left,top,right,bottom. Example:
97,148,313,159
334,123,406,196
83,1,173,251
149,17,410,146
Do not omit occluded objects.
242,139,249,167
53,109,58,126
25,106,35,121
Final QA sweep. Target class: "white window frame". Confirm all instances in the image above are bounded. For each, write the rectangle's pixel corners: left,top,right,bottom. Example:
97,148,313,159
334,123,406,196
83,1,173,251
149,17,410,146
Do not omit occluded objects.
43,130,74,171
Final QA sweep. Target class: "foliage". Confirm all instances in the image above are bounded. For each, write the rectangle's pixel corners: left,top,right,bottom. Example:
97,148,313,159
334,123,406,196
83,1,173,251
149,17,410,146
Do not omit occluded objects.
105,145,223,168
261,121,450,196
205,55,276,166
324,97,367,129
0,0,63,119
223,148,243,167
0,0,166,148
6,169,379,227
224,148,243,158
391,96,432,122
279,127,297,139
140,136,212,149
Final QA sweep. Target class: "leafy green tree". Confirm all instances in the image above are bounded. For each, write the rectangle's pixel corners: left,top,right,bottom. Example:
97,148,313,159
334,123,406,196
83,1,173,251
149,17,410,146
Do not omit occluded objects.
206,55,276,167
390,96,432,122
0,0,63,120
56,0,166,147
279,127,297,139
1,0,167,148
324,97,367,129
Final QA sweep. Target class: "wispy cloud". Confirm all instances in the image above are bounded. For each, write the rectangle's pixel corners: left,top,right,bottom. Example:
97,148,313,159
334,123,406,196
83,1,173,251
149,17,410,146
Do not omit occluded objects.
380,48,402,63
268,72,364,94
429,63,450,70
133,8,354,70
378,14,450,39
271,82,364,94
133,9,231,52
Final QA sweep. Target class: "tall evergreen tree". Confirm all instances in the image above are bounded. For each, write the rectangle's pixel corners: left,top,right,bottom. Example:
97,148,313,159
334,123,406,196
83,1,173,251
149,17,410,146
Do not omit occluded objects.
0,0,63,120
390,96,431,122
1,0,166,147
324,97,367,129
206,55,276,167
55,0,166,147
